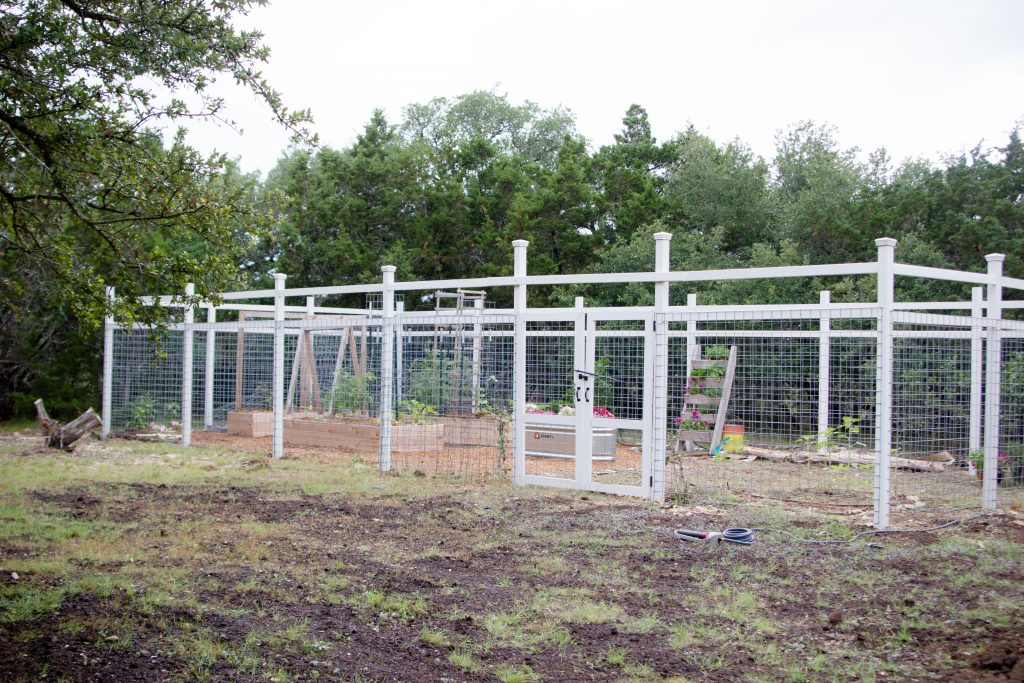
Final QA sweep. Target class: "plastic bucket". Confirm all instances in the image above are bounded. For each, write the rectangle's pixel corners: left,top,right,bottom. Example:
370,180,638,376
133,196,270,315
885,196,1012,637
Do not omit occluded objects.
723,424,744,453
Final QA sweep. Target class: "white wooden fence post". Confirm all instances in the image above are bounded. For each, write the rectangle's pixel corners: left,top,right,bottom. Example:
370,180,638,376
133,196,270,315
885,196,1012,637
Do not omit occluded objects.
379,265,396,472
874,238,897,529
512,239,529,487
652,231,672,502
471,296,483,412
685,292,697,382
395,300,405,407
395,299,403,405
101,286,115,439
272,273,287,459
305,296,315,408
969,287,985,469
983,254,1005,510
682,292,698,455
181,283,195,447
818,290,831,455
204,304,216,430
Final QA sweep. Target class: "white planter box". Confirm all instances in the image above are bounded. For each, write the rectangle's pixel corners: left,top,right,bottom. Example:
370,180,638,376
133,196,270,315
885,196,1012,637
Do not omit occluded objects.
525,423,617,461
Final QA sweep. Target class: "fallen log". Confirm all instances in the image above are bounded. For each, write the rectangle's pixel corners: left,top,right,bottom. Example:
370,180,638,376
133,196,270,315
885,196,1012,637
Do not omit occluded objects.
34,399,102,451
740,446,948,473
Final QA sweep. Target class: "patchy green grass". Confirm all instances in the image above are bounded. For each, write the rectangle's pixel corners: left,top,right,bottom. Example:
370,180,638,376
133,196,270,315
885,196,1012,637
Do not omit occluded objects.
0,435,1021,682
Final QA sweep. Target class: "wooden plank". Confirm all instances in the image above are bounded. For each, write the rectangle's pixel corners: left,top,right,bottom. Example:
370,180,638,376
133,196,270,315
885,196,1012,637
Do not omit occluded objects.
709,346,738,452
285,331,302,412
684,394,720,406
302,329,322,411
358,323,367,375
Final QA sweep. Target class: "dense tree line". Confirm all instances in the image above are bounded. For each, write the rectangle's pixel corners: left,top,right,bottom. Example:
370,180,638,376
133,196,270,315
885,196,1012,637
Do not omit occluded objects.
1,4,1021,419
257,91,1023,312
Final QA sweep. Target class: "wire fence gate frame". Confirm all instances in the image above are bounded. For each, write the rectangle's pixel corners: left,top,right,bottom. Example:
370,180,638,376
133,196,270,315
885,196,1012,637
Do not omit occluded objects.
101,235,1024,529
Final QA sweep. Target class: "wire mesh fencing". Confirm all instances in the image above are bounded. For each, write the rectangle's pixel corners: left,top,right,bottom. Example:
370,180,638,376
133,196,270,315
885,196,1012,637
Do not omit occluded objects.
277,317,382,462
661,308,882,507
889,313,980,511
999,323,1024,507
392,313,515,478
523,320,577,481
106,295,1024,519
109,328,184,436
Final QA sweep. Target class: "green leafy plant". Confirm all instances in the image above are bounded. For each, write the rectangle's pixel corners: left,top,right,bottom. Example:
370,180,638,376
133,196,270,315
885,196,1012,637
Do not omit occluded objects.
253,382,273,410
398,400,437,425
801,416,864,455
330,370,376,416
704,345,730,361
405,349,469,414
478,376,513,472
126,395,158,431
691,365,726,381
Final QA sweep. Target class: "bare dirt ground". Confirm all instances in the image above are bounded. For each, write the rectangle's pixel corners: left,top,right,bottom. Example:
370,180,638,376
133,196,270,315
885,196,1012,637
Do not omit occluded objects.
1,429,1023,682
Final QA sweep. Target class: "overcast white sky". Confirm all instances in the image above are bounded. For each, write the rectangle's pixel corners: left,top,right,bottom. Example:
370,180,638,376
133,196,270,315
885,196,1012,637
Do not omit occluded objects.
180,0,1024,176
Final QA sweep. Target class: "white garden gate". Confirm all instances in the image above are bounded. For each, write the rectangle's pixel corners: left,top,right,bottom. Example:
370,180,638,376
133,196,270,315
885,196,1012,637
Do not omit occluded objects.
517,305,654,498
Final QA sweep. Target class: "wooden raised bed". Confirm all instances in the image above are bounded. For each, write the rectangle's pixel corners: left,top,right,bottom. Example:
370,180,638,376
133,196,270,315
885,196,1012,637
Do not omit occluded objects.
283,415,444,453
442,415,504,447
227,410,273,437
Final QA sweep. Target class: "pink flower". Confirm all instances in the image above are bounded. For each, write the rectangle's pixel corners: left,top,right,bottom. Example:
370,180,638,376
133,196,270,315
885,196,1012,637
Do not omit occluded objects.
673,417,682,424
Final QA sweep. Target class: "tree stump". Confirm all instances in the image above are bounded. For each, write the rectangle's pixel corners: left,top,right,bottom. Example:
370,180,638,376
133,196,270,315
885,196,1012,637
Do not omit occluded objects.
34,399,102,450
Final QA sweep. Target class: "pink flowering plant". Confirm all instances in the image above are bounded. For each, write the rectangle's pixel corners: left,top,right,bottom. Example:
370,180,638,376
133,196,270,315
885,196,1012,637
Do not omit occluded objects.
525,403,615,419
147,420,180,433
674,409,711,431
968,449,1015,485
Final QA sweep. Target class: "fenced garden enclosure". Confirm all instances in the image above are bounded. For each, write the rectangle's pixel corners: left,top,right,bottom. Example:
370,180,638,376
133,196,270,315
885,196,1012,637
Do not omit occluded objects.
102,235,1024,528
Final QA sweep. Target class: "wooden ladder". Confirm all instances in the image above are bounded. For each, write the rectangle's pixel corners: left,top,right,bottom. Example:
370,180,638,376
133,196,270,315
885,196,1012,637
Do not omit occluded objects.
678,345,738,453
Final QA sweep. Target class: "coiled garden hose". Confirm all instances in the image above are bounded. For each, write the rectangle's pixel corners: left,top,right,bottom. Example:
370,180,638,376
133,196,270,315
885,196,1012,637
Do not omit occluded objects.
674,527,754,545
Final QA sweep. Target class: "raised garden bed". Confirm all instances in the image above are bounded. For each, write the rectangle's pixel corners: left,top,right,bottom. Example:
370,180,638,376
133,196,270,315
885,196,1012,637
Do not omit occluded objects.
283,415,444,452
226,410,273,437
442,415,504,447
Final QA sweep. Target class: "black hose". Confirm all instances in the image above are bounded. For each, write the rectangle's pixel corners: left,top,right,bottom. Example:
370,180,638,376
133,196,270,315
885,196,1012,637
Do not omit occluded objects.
673,513,985,548
722,528,754,545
